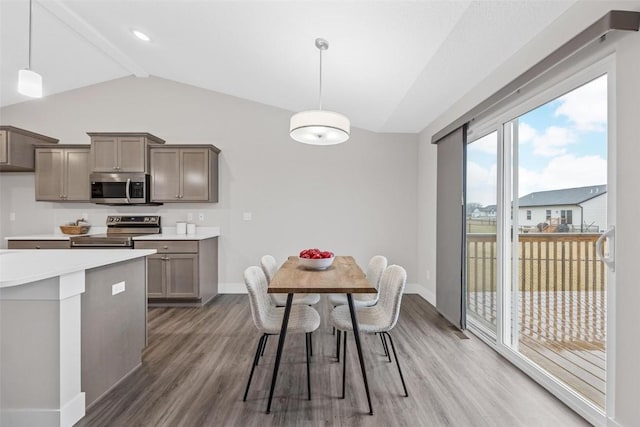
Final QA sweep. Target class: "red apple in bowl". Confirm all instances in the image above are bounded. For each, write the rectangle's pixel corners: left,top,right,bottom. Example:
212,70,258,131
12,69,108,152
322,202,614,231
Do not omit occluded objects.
299,248,335,270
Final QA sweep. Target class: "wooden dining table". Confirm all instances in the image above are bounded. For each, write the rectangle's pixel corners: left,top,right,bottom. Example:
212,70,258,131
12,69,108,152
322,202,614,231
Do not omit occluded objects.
267,255,377,414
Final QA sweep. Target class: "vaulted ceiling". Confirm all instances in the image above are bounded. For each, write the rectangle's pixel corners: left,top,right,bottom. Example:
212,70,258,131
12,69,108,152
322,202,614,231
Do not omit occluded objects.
0,0,577,133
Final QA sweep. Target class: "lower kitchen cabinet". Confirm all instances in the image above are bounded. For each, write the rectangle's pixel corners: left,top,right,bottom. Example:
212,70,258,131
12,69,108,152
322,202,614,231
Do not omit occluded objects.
135,237,218,305
7,240,71,249
146,253,198,298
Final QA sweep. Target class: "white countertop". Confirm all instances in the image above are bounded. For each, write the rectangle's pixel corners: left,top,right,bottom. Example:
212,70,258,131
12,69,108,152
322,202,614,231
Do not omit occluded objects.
5,227,220,241
132,227,220,241
0,249,156,288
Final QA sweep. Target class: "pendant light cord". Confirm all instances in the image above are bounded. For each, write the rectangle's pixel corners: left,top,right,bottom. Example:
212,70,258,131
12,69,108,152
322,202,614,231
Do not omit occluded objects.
318,46,323,111
28,0,33,70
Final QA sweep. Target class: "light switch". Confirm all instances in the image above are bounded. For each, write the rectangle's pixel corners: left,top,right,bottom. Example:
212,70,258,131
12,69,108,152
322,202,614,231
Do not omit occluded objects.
112,281,125,295
243,212,252,221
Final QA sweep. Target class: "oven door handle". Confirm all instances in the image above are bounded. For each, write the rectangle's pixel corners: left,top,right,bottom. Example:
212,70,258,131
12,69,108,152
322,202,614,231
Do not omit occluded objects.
71,241,132,248
125,178,131,203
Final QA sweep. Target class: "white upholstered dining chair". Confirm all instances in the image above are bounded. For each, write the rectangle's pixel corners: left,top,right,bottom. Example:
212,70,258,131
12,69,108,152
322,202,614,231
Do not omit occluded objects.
328,255,387,358
330,264,408,398
328,255,387,308
242,266,321,401
260,255,321,306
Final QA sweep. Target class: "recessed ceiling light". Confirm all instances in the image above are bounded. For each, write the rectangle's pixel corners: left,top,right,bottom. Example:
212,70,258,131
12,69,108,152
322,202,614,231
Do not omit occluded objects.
131,29,150,42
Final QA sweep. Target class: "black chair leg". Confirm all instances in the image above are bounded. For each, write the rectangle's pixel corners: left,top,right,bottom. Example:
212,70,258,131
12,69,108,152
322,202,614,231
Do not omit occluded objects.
243,334,265,401
306,333,311,400
332,326,335,335
385,332,408,397
378,332,389,359
382,333,391,363
336,328,341,361
310,332,313,357
341,331,347,399
260,334,269,358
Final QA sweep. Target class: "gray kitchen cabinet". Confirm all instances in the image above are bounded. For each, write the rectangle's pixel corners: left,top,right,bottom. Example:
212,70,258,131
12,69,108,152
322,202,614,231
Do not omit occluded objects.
7,240,71,249
135,237,218,305
0,126,59,172
146,254,167,298
146,253,197,298
35,145,91,201
150,145,220,202
88,132,165,173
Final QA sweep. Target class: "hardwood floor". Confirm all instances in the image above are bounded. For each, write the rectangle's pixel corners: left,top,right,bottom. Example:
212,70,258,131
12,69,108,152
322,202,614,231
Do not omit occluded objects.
76,295,589,426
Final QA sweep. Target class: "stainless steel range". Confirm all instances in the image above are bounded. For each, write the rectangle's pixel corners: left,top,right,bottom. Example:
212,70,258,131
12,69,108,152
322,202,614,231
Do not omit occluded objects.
70,215,161,248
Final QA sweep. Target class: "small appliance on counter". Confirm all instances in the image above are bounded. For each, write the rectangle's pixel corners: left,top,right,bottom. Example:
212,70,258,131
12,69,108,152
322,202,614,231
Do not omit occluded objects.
70,215,161,248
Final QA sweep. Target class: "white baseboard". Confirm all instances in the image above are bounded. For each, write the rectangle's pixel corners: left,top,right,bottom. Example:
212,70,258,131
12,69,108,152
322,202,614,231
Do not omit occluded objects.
219,282,246,294
220,282,436,306
1,392,85,427
404,283,435,305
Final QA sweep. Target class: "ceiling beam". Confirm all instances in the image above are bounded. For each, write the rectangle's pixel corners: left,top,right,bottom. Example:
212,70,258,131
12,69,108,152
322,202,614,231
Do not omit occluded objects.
37,0,149,78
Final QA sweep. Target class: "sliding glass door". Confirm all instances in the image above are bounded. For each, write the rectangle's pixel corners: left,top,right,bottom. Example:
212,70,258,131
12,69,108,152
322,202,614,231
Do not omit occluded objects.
466,131,498,336
508,74,609,409
465,65,613,420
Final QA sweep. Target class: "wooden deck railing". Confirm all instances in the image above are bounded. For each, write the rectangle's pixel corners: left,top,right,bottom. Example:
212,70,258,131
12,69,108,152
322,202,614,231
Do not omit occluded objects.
466,233,606,347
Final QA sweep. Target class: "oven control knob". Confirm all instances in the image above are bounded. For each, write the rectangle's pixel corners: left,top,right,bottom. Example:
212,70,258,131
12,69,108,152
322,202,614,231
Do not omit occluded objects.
115,217,120,222
144,217,150,222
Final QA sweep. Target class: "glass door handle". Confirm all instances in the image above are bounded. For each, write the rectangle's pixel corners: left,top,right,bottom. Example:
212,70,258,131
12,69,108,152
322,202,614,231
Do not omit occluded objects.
596,225,615,272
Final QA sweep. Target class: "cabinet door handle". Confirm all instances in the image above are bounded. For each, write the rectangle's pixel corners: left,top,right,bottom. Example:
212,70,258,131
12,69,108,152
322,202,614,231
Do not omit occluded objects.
35,245,41,249
175,195,180,199
163,245,169,249
113,166,118,170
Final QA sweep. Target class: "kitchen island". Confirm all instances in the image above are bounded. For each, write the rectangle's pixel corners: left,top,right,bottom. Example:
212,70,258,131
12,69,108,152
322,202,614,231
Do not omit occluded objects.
0,249,155,427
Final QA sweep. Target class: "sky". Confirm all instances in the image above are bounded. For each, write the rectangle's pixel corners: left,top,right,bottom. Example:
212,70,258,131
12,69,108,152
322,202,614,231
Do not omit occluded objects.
466,74,607,207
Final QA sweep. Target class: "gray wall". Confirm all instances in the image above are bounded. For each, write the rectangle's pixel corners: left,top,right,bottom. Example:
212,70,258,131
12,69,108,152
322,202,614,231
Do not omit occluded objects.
419,1,640,425
0,76,418,290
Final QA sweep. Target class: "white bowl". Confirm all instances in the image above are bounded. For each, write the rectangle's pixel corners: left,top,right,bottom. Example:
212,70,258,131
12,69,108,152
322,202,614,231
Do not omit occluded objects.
298,256,335,270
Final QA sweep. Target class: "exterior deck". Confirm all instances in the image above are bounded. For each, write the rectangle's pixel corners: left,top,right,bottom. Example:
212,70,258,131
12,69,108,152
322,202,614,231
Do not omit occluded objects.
467,233,606,409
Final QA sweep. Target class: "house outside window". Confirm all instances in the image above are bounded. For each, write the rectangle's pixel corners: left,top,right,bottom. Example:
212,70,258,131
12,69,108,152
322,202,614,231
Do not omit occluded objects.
546,209,551,221
526,210,532,220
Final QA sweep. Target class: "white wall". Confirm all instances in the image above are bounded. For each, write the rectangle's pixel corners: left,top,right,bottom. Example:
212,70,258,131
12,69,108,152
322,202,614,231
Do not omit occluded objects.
418,1,640,425
581,194,607,232
0,76,418,290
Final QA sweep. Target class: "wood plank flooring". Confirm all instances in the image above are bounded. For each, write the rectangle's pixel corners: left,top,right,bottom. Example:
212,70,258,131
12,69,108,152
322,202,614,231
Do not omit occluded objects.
468,291,605,408
75,295,589,426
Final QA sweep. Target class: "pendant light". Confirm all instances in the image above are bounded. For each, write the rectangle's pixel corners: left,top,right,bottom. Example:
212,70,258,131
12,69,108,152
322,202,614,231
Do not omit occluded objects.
18,0,43,98
290,38,350,145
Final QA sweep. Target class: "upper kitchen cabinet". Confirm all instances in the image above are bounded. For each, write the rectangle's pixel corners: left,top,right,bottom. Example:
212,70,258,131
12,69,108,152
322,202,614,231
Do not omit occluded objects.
0,126,59,172
35,145,91,201
88,132,165,173
150,145,220,202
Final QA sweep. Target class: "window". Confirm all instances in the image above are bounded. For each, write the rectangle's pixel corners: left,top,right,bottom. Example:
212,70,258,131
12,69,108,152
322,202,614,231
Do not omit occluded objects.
546,210,551,221
560,209,573,224
526,210,532,220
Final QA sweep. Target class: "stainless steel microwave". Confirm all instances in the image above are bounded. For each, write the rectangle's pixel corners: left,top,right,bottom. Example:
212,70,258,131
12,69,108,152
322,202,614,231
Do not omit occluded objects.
90,172,153,205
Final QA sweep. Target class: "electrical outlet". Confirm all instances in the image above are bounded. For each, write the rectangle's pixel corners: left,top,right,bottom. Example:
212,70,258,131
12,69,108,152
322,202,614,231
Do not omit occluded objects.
9,212,15,221
187,212,193,221
198,212,205,221
243,212,252,221
112,281,125,295
426,270,431,280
